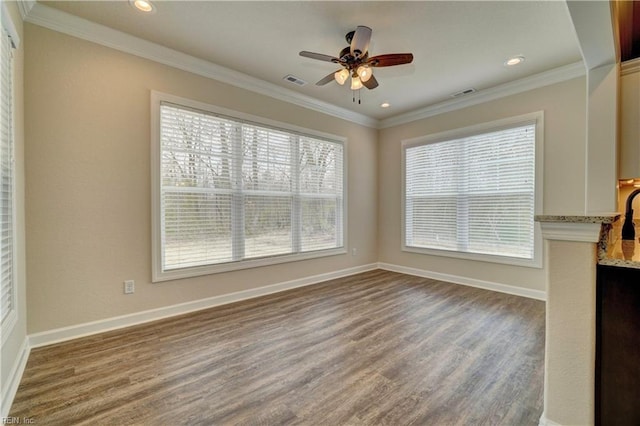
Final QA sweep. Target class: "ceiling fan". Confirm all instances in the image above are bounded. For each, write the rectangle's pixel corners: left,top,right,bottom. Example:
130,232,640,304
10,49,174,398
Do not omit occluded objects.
299,26,414,92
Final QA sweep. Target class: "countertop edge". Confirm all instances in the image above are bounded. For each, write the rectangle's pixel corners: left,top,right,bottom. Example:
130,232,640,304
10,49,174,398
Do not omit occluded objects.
598,257,640,270
535,214,620,224
535,214,640,268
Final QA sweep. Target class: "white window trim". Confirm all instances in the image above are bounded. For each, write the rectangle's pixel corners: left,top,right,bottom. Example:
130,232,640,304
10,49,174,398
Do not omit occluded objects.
151,91,348,282
1,2,18,343
1,3,20,50
401,111,544,268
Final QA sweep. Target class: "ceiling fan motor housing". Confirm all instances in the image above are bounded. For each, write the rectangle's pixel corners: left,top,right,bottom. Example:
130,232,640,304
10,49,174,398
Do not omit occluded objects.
339,46,367,65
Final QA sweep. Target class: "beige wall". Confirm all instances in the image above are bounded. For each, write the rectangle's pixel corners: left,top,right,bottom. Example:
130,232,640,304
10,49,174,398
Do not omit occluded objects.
22,21,590,331
1,0,27,410
619,69,640,180
24,24,378,333
378,77,587,292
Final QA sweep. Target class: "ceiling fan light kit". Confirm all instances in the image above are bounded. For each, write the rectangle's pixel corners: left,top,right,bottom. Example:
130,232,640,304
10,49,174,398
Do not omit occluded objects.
300,25,414,102
356,65,372,83
334,68,349,85
350,76,363,90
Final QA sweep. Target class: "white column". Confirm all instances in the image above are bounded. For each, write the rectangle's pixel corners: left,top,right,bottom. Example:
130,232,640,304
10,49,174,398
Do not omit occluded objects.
540,221,602,426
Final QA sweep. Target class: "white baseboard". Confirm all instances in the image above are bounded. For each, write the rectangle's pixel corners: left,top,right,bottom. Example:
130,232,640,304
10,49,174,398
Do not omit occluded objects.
29,262,543,349
29,263,379,349
377,262,546,301
7,262,541,415
1,336,30,418
538,413,563,426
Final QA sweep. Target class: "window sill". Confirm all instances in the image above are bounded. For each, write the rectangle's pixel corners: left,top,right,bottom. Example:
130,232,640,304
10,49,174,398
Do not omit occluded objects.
153,247,347,282
402,245,542,269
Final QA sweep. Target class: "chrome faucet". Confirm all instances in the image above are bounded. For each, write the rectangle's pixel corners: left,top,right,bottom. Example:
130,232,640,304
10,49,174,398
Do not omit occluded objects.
622,188,640,240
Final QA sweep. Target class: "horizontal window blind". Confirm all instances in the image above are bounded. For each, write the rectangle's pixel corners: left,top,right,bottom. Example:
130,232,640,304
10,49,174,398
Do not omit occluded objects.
159,102,343,273
405,123,535,259
1,28,14,326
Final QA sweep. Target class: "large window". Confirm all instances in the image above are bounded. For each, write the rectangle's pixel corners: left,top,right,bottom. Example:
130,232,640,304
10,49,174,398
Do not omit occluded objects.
152,93,345,281
403,113,542,267
1,9,17,336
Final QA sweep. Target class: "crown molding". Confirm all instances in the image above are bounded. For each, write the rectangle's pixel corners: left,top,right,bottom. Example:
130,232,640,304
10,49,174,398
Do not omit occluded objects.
16,0,35,20
379,61,586,129
22,2,378,129
22,1,588,130
621,57,640,76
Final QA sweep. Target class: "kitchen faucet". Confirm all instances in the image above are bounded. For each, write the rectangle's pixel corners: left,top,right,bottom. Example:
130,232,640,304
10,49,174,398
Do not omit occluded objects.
622,188,640,240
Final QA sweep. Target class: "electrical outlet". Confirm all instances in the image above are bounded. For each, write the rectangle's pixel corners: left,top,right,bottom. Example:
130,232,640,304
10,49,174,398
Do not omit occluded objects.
352,248,357,256
123,280,135,294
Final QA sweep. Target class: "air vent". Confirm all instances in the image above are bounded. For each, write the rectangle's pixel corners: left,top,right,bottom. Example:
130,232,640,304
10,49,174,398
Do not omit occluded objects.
283,74,307,86
450,88,477,98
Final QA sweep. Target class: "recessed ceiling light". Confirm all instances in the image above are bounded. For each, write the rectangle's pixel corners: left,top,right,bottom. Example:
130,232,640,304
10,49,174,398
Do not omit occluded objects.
505,56,525,67
380,102,390,108
130,0,155,13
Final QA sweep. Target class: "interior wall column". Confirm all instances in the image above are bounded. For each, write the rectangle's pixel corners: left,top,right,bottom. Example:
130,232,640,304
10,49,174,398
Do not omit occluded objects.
538,219,604,426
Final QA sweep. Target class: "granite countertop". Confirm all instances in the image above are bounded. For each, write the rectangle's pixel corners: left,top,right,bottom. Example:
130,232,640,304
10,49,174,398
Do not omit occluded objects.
536,214,640,269
600,219,640,269
535,215,619,224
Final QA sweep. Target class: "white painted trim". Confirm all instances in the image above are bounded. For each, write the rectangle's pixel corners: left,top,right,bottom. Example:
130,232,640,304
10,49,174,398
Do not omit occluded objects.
379,62,585,129
1,2,21,49
16,0,35,20
6,263,540,412
377,262,546,301
22,2,377,129
539,221,602,243
1,310,17,345
21,2,586,130
1,336,30,418
400,112,544,269
538,413,563,426
150,91,349,282
29,263,378,348
621,57,640,76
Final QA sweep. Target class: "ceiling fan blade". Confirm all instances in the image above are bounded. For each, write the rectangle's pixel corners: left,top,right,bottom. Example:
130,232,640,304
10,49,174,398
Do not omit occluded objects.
316,70,341,86
367,53,414,67
362,74,379,90
350,26,372,59
299,51,341,63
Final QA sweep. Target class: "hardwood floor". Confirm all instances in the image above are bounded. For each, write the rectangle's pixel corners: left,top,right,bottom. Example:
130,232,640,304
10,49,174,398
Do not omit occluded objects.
10,270,545,425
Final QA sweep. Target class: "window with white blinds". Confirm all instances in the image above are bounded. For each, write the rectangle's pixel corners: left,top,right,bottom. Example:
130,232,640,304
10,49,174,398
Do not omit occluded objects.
403,115,542,266
152,96,345,281
1,26,15,328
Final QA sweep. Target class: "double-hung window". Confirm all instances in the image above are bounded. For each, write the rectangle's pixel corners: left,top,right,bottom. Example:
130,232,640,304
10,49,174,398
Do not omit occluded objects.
402,113,543,267
1,6,18,336
152,93,346,281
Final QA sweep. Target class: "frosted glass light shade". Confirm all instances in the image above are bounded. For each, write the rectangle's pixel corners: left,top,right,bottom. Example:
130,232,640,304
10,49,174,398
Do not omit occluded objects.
351,76,363,90
334,69,349,85
356,65,372,82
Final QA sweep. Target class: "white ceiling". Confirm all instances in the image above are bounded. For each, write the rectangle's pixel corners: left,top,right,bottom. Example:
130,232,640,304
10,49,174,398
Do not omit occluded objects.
38,0,584,122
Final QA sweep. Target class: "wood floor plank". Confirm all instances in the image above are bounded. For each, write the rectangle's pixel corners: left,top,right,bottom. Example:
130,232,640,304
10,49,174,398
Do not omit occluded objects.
10,270,545,425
